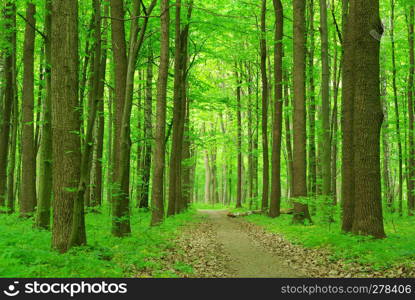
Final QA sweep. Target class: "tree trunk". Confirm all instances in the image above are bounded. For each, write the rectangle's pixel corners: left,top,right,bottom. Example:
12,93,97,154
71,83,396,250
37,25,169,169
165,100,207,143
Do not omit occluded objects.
140,50,153,209
348,0,385,238
36,0,52,228
307,0,317,202
319,0,331,201
151,0,170,226
269,0,283,218
51,0,81,253
407,6,415,216
292,0,312,224
341,0,355,233
236,65,243,208
20,2,37,217
390,0,403,216
91,3,109,207
260,0,269,212
0,3,15,208
284,71,294,198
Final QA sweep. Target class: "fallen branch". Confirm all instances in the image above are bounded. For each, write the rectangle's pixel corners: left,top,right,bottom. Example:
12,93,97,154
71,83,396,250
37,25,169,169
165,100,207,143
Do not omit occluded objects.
227,208,293,218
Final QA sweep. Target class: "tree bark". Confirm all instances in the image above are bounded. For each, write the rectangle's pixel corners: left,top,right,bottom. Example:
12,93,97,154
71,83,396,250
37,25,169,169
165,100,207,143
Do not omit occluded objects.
151,0,170,226
36,0,52,228
260,0,269,212
407,6,415,216
292,0,312,224
307,0,317,201
269,0,283,218
0,3,16,208
390,0,403,216
20,2,37,217
236,65,243,209
140,50,153,209
348,0,385,238
341,0,355,233
319,0,331,200
51,0,81,252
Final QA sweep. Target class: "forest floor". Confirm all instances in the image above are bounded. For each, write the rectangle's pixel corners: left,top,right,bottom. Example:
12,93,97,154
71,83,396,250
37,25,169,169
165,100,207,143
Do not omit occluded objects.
168,209,415,278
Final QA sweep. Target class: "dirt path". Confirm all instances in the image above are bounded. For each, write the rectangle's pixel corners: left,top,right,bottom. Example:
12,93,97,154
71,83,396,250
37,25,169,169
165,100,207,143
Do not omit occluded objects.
198,209,303,278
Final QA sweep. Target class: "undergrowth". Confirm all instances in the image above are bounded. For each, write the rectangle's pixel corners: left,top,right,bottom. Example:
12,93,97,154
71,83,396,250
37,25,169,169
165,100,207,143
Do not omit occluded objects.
0,207,198,278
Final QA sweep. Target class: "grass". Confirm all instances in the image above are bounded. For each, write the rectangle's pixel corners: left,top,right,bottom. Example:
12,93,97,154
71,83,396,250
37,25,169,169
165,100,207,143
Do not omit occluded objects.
0,207,199,278
232,202,415,270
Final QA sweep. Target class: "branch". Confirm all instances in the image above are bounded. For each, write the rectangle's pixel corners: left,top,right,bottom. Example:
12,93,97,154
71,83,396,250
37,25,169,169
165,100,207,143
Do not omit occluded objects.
17,12,47,40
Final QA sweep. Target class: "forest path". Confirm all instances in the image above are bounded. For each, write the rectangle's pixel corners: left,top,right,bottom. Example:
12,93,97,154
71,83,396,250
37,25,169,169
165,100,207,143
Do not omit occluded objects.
198,209,303,278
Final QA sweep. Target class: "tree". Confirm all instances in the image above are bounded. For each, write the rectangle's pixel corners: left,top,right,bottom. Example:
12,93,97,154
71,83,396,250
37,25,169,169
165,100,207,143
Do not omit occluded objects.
151,0,170,226
36,0,52,229
269,0,283,218
260,0,269,212
0,2,16,209
20,2,37,217
51,0,81,252
319,0,331,201
292,0,312,224
343,0,386,238
235,65,242,209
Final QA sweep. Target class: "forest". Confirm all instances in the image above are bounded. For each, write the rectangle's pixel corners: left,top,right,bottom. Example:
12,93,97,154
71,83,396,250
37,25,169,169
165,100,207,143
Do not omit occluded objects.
1,0,415,279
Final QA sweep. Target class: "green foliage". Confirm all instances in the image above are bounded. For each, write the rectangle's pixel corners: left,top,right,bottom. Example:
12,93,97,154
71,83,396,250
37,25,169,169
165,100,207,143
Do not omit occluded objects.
0,208,198,277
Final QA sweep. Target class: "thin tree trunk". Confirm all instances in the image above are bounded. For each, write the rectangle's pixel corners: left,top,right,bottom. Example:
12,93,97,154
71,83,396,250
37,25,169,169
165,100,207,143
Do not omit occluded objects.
236,65,243,208
36,0,52,228
407,6,415,216
151,0,170,226
269,0,283,218
319,0,331,201
284,71,294,198
140,50,153,209
0,3,16,208
260,0,269,211
341,0,355,233
20,2,37,217
390,0,403,216
307,0,317,202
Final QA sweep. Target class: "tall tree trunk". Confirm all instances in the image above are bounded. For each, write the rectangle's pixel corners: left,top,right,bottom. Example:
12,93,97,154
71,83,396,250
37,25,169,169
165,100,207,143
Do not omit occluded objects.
284,71,294,198
36,0,52,228
341,0,355,232
51,0,81,252
140,50,153,209
20,2,37,217
307,0,317,202
407,6,415,216
390,0,403,216
246,63,254,209
348,0,385,238
236,66,243,208
91,3,109,207
270,0,283,218
381,61,393,212
260,0,269,212
0,3,16,208
168,0,193,215
319,0,331,200
151,0,170,226
331,29,341,205
110,0,129,235
292,0,312,224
